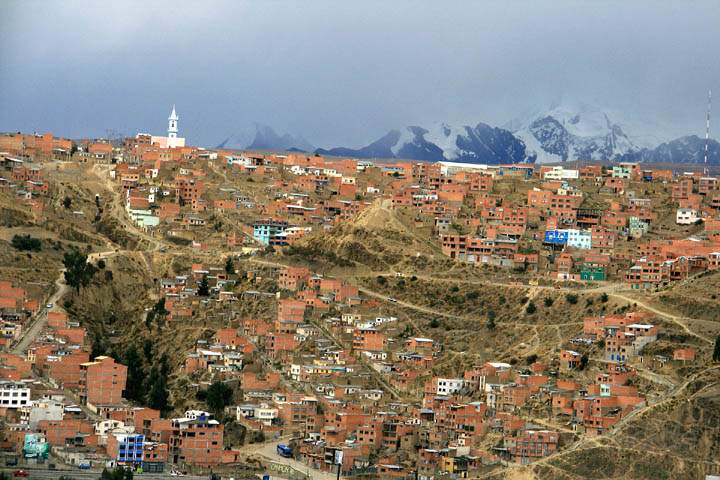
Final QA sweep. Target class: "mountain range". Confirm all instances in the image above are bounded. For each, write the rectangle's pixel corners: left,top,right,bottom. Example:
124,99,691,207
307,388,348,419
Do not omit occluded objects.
216,124,314,153
218,103,720,165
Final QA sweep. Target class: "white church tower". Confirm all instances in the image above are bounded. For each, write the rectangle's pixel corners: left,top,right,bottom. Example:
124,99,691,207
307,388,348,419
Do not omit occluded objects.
168,105,179,140
149,104,185,148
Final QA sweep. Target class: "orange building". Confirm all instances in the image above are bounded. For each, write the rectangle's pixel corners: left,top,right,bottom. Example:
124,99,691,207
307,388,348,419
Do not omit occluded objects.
80,356,127,406
353,328,387,352
47,350,90,389
278,267,312,291
38,419,96,446
170,415,224,467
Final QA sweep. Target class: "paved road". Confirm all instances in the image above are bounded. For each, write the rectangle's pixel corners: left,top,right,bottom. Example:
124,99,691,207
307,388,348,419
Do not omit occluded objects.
247,442,341,480
0,468,208,480
9,247,122,356
10,271,68,355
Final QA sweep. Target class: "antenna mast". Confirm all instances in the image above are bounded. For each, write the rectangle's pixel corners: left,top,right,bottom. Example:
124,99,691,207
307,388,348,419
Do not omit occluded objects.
704,89,712,175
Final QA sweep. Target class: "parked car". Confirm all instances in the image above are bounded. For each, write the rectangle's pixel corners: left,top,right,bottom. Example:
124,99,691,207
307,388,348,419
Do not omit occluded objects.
13,470,29,478
277,443,293,458
46,303,53,309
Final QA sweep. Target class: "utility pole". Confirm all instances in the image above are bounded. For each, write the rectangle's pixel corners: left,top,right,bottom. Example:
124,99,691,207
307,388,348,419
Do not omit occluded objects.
704,89,712,176
334,448,343,480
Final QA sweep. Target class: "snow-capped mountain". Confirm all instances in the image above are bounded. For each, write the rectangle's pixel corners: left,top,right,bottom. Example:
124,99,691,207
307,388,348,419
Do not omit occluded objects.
216,124,314,152
510,101,641,163
316,122,536,164
215,103,718,164
620,135,720,164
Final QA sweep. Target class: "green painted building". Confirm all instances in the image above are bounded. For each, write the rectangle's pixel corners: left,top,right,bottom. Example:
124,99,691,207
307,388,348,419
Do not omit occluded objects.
581,267,606,281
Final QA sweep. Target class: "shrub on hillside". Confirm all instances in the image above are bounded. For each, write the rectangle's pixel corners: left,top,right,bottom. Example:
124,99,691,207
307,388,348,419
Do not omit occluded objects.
565,293,579,304
11,234,41,251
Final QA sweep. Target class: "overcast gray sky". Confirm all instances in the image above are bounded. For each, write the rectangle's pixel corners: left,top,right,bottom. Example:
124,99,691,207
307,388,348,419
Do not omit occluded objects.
1,0,719,148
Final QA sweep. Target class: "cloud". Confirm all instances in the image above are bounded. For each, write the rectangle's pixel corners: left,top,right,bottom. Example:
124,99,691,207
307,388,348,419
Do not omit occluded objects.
1,0,719,147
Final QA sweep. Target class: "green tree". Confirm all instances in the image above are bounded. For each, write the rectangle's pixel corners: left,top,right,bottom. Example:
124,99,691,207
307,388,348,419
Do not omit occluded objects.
202,381,234,418
62,196,72,209
600,293,609,303
543,297,554,307
526,301,537,315
159,353,172,377
713,335,720,362
486,310,496,330
579,354,589,370
100,467,133,480
142,339,154,363
198,275,210,296
123,345,144,402
225,256,235,275
63,248,97,292
146,366,170,413
565,293,579,305
11,234,42,251
146,298,169,329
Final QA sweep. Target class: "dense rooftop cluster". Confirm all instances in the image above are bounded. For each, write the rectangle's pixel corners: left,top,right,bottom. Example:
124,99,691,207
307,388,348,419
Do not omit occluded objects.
0,129,718,478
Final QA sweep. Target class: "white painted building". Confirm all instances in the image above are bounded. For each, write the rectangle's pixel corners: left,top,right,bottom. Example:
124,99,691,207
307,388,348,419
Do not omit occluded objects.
436,378,465,396
23,399,64,428
676,208,700,225
95,419,126,436
253,404,279,425
184,409,212,420
543,166,579,180
565,229,592,249
0,381,31,409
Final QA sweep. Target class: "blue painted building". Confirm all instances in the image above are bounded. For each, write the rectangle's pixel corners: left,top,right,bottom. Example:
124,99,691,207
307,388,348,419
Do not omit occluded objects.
110,433,145,465
253,220,288,246
544,229,568,245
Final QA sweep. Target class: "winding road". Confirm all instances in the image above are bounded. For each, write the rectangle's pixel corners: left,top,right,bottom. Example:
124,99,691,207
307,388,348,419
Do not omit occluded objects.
10,270,69,355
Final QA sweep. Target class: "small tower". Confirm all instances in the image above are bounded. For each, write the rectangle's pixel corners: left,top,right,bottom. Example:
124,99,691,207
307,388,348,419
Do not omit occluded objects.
168,105,179,140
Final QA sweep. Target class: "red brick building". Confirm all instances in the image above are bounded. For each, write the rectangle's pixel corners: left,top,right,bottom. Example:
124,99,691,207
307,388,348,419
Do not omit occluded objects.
170,415,224,467
80,356,127,406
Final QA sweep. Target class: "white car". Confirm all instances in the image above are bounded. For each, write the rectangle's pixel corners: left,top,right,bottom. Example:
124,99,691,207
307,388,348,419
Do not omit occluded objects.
46,303,53,309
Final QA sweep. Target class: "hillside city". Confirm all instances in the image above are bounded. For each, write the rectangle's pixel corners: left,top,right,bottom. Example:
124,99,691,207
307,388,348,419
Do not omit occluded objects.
0,107,719,480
